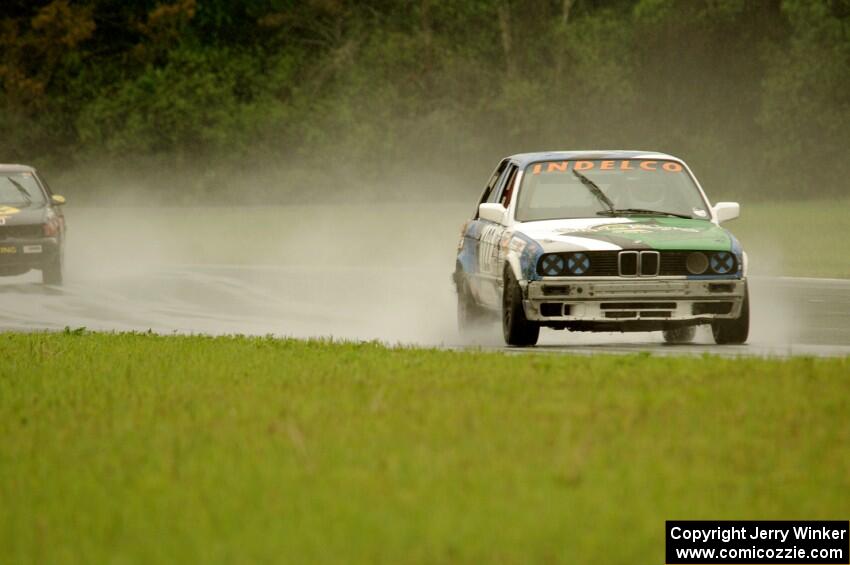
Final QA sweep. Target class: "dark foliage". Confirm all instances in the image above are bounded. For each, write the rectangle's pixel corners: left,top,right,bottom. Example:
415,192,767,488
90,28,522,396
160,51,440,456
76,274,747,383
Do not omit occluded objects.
1,0,848,199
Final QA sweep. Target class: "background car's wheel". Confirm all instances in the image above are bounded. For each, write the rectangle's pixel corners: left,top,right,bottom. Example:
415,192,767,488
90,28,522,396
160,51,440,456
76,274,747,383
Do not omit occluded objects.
712,286,750,344
456,275,489,335
662,325,696,344
502,268,539,347
41,253,63,286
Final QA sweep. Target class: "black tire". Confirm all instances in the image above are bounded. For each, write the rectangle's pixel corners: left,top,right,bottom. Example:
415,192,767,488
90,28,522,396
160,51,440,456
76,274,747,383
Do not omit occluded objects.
41,253,63,286
662,325,696,344
502,268,539,347
456,275,489,335
712,285,750,344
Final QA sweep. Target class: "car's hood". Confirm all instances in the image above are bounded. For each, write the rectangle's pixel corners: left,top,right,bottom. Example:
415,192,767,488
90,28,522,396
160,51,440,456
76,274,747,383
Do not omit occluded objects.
0,204,47,226
514,216,735,252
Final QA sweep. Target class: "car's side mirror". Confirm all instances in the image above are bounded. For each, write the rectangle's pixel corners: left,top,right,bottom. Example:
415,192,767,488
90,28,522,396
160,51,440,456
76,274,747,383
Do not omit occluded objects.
51,194,67,206
479,203,507,225
713,202,739,223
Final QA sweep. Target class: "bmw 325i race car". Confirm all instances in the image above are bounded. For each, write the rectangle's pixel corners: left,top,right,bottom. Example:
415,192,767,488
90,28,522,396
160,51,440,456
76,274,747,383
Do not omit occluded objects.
0,165,66,285
454,151,748,346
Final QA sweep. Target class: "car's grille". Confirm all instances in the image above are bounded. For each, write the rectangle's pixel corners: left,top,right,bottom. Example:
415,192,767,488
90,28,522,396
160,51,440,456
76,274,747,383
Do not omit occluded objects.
0,225,42,240
660,252,694,276
588,252,619,276
537,250,737,277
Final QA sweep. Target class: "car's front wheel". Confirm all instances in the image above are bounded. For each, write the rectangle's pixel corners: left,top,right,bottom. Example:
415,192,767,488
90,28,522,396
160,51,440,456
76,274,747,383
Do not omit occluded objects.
41,252,63,286
712,286,749,344
502,268,539,347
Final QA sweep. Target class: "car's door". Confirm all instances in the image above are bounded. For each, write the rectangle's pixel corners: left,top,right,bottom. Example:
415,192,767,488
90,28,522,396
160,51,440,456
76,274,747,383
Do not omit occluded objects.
462,160,509,304
493,164,520,286
476,162,519,307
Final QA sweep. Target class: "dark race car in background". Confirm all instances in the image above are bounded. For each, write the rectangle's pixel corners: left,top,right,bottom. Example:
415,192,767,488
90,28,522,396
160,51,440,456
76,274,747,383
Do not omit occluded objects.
454,151,749,347
0,165,66,285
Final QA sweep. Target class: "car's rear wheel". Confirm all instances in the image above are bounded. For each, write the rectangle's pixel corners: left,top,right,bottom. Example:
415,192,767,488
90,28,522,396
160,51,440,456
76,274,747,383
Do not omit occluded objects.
41,253,63,286
456,275,489,335
712,285,749,344
502,268,539,347
662,325,696,344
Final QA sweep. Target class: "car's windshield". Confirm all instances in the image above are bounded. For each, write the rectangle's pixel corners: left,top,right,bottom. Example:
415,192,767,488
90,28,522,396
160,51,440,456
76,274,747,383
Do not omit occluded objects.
515,159,709,222
0,172,47,207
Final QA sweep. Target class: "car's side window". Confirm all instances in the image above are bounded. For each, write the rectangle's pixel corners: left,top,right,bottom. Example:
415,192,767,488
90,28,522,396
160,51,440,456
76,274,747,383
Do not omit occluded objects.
475,160,509,217
36,173,53,196
499,166,519,208
487,163,517,204
487,163,517,203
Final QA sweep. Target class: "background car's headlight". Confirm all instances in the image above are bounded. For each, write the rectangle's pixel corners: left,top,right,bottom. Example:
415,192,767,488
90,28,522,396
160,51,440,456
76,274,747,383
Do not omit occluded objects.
43,219,60,237
686,252,708,274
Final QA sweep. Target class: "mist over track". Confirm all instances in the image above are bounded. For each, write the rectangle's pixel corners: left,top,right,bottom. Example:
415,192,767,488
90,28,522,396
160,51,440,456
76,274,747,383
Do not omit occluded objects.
0,206,847,358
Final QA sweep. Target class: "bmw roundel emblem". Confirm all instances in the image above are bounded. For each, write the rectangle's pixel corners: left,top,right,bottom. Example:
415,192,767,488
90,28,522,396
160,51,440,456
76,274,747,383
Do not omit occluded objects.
567,252,591,275
541,255,565,276
710,252,735,274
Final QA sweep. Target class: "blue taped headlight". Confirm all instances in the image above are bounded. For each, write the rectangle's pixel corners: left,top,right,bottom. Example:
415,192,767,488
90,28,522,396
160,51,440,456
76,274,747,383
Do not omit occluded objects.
540,254,565,276
566,252,590,275
710,252,735,274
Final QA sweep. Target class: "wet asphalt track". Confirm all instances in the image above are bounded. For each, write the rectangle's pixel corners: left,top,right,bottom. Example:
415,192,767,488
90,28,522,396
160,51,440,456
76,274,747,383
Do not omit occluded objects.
0,265,848,358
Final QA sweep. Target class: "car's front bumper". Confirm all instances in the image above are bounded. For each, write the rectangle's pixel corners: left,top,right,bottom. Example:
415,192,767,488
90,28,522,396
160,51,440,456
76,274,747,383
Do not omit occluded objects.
0,238,59,273
523,277,746,326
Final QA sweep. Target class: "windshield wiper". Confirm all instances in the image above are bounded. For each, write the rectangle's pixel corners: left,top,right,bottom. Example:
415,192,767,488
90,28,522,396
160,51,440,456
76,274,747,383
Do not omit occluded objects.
597,208,693,219
572,169,615,214
6,178,33,206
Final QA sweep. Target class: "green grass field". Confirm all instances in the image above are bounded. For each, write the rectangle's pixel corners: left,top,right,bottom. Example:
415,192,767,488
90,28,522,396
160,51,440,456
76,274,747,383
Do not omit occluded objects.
732,199,850,278
1,332,848,564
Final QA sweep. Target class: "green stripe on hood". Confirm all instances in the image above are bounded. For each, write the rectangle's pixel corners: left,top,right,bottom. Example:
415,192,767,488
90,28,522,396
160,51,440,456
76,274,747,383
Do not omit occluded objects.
557,217,733,251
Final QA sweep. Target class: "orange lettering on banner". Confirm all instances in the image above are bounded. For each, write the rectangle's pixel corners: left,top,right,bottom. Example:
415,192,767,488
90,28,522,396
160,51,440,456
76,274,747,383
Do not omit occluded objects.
533,159,683,174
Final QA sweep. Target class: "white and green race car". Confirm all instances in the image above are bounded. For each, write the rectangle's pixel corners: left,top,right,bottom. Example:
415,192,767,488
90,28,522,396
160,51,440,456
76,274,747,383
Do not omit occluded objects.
454,151,748,347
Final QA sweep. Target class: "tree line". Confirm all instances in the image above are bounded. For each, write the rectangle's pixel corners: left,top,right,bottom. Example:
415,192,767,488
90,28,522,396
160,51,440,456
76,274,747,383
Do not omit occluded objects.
1,0,848,199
